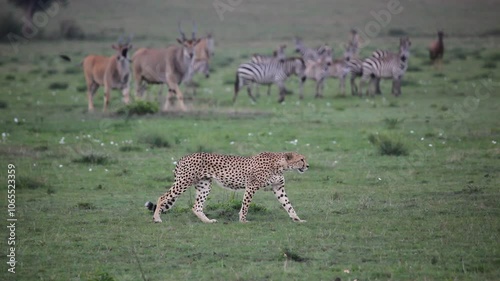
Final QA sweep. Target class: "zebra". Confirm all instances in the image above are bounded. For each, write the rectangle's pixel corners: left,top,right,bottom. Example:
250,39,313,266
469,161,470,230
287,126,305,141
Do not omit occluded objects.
340,43,363,96
250,44,287,96
359,37,411,97
370,48,398,94
234,57,306,103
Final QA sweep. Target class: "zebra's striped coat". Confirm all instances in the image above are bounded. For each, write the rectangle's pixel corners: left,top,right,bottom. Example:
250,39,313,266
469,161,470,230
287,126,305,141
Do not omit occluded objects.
360,37,411,96
234,57,305,103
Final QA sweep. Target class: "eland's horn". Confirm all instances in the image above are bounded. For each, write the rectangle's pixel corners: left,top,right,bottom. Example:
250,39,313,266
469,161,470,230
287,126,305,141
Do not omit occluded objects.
178,21,186,40
126,33,134,44
192,20,197,40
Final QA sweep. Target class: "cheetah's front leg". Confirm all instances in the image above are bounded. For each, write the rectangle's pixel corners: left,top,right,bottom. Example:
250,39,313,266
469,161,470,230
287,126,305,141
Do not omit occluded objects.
272,181,306,222
192,179,217,223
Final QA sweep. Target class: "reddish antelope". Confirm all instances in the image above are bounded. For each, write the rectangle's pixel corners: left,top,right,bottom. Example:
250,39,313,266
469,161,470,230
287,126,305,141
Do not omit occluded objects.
299,46,332,99
79,35,132,112
132,22,200,111
429,30,444,70
192,33,215,78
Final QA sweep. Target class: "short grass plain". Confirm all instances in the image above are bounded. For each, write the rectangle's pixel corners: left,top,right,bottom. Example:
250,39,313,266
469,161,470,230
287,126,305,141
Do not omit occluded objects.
0,0,499,280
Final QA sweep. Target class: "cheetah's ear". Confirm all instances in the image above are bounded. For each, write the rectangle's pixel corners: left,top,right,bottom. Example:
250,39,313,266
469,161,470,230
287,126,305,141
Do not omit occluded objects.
285,152,294,161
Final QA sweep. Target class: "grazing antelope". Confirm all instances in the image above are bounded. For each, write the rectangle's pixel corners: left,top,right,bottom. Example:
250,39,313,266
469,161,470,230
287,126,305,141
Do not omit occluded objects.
324,56,352,97
234,57,306,103
360,37,412,97
132,22,200,111
79,35,132,112
299,44,333,99
429,30,444,69
294,37,330,61
250,44,287,96
348,29,360,56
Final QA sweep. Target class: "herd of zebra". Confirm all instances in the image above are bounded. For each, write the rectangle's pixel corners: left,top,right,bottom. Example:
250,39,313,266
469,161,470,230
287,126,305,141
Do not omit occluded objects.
234,30,415,103
64,23,444,112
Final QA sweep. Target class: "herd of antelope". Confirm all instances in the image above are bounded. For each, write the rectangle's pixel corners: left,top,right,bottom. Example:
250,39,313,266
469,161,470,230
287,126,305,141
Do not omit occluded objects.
65,24,444,112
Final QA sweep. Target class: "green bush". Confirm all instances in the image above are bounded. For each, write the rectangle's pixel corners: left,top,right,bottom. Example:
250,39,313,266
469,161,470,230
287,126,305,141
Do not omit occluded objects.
117,100,159,116
368,133,409,156
73,153,112,165
139,133,170,148
48,82,69,90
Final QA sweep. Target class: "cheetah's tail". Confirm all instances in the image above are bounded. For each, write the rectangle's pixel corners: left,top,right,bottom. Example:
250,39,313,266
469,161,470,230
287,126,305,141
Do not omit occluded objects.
144,201,157,212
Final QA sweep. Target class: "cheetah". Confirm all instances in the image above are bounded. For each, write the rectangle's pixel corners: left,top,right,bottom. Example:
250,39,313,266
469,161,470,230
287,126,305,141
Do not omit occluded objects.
145,151,309,223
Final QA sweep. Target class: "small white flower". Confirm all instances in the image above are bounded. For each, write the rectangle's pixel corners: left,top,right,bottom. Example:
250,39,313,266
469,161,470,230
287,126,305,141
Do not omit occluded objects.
306,143,310,147
173,161,177,165
75,136,79,139
326,102,331,106
428,144,433,147
110,141,114,145
89,168,92,172
101,143,104,146
59,164,63,168
332,140,337,144
343,269,350,273
268,132,273,135
14,118,18,123
33,163,36,166
378,177,382,181
59,137,65,144
248,133,253,137
493,140,497,144
439,132,443,137
230,141,235,145
421,137,425,141
410,130,414,134
105,169,109,172
442,141,446,144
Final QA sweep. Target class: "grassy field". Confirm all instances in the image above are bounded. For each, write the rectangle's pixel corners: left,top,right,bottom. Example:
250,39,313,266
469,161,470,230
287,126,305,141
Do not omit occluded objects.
0,0,500,280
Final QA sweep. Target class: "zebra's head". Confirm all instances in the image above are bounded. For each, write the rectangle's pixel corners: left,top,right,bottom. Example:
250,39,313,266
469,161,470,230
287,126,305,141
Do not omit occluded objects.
399,37,411,62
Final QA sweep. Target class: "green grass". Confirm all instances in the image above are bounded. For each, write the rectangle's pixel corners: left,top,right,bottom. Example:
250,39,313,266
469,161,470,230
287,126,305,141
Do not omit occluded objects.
0,0,500,280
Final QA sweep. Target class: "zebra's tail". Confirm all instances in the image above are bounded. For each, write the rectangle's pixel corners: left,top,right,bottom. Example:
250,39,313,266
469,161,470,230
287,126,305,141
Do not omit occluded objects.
145,201,157,212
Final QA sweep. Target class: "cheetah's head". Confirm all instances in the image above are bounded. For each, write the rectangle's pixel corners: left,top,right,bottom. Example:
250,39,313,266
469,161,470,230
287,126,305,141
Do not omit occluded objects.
283,152,309,173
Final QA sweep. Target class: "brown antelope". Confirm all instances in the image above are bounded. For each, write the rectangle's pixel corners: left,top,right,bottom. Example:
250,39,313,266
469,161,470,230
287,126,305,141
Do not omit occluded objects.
299,46,332,99
192,33,215,78
429,30,444,70
79,36,132,112
132,22,200,111
178,33,215,96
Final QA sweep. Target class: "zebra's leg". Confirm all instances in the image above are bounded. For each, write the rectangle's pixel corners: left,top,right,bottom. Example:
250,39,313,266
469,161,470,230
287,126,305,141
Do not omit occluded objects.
375,78,382,95
254,83,260,98
246,84,257,102
350,75,358,96
339,75,346,96
277,81,286,103
192,178,217,223
392,77,402,96
315,80,322,98
299,77,306,100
